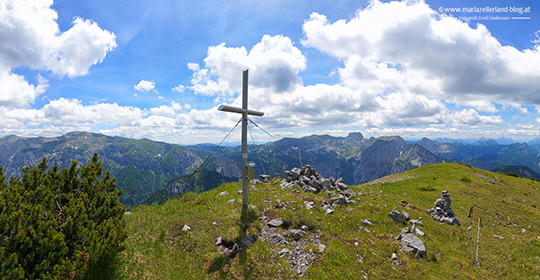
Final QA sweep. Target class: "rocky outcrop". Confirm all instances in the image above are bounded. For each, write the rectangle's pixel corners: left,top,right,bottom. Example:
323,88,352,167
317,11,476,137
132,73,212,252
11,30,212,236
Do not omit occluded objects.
388,210,409,224
426,190,460,225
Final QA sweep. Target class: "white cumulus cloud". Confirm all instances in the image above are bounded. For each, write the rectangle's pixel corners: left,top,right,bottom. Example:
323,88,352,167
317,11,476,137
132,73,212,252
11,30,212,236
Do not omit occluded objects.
134,80,157,93
188,35,306,98
302,1,540,104
0,0,116,108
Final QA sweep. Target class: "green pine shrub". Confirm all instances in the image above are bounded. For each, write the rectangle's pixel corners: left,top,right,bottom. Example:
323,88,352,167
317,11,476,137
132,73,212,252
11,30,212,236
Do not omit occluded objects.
0,154,127,279
419,184,435,191
460,176,472,183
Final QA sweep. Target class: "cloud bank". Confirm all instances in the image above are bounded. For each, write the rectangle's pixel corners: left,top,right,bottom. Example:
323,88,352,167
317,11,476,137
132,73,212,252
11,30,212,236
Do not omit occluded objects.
1,0,540,144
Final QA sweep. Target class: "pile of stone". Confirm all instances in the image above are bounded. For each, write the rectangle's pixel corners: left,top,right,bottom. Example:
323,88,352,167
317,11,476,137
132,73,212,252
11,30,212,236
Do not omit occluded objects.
281,165,349,193
426,190,460,225
280,165,357,214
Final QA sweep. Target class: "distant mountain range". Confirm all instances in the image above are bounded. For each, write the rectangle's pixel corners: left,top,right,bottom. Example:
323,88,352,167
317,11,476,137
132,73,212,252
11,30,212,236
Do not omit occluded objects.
1,131,540,207
416,138,540,174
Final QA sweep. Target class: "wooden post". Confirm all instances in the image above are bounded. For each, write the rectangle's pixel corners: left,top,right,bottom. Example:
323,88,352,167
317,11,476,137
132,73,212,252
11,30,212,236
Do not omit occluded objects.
218,69,264,208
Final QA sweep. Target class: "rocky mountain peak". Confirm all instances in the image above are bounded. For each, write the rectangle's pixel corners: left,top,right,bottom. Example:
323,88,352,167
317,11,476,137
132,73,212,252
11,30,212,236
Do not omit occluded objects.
346,132,364,141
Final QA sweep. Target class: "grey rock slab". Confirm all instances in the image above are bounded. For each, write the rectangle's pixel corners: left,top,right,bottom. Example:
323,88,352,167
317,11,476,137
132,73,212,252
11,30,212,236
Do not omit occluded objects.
323,205,335,214
389,210,406,224
219,191,229,196
414,228,425,236
268,218,284,227
398,233,426,258
402,211,410,221
240,237,253,247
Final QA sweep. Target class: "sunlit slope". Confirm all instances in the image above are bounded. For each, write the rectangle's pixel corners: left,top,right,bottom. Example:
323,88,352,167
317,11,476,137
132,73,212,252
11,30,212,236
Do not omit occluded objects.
120,163,540,279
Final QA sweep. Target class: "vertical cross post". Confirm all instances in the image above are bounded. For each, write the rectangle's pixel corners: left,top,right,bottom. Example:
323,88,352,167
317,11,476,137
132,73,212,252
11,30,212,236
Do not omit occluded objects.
218,69,264,208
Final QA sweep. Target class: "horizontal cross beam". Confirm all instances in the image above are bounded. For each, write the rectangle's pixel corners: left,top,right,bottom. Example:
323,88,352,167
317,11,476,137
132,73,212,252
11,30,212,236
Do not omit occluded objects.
218,105,264,117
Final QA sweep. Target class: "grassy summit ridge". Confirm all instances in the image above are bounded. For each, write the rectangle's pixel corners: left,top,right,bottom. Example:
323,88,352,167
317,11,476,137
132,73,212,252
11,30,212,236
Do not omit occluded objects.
119,163,540,279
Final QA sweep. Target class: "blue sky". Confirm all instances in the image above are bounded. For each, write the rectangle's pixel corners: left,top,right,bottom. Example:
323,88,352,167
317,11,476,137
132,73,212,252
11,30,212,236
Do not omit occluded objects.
1,0,539,144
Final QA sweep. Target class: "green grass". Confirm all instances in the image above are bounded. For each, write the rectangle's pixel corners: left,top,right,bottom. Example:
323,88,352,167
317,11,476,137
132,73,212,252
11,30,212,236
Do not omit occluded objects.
119,163,540,279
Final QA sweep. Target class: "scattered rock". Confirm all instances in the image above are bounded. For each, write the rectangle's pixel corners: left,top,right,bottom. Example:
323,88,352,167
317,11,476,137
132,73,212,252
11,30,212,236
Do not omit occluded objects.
219,191,229,196
398,233,426,258
289,229,307,241
268,218,284,228
322,201,335,214
301,225,309,231
227,199,236,204
363,219,373,226
391,252,398,260
124,211,132,215
268,233,288,246
278,248,291,257
493,235,504,239
260,174,271,183
410,219,424,227
250,179,263,185
389,210,406,224
215,236,222,246
240,237,253,247
304,201,314,210
414,228,425,236
426,190,460,225
402,212,410,221
318,243,326,253
324,207,335,215
475,173,500,184
182,224,191,231
359,226,371,233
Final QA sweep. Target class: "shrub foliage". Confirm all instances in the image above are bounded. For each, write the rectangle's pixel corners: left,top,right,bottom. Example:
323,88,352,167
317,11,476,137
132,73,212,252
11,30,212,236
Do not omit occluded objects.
0,154,127,279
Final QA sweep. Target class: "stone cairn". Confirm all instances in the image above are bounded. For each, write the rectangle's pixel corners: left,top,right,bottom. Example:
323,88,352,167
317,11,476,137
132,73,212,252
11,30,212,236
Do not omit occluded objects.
280,165,357,214
426,190,460,225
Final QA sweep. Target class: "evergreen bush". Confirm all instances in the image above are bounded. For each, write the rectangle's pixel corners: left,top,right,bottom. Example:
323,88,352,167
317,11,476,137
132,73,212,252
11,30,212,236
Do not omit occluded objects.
0,154,127,279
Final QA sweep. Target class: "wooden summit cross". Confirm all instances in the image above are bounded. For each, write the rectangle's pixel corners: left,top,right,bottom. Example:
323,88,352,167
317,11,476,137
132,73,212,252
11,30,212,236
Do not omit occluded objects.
218,69,264,208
